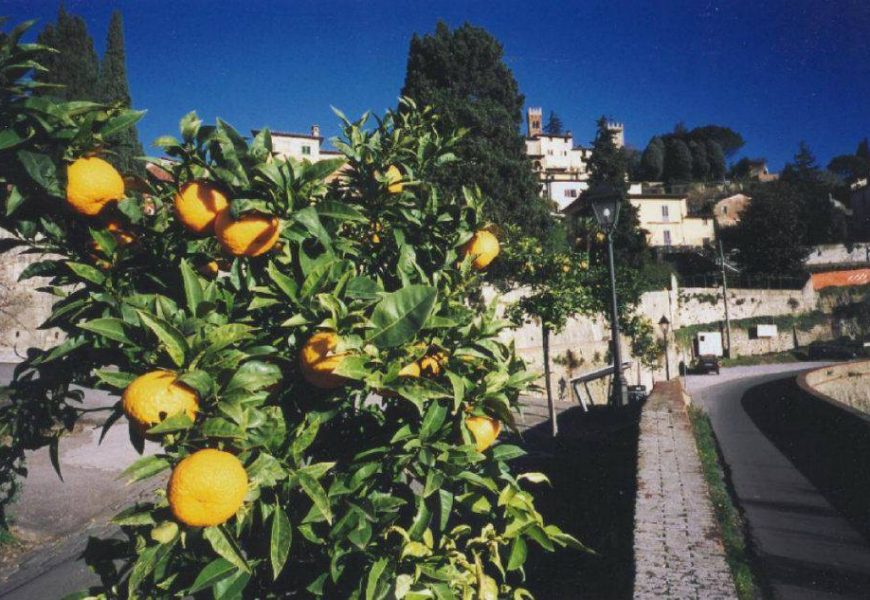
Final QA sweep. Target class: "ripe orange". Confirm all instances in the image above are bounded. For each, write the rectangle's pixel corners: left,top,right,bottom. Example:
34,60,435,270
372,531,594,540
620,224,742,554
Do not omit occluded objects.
419,353,446,377
379,361,421,398
174,181,229,234
198,260,220,278
167,449,248,527
106,220,136,246
214,209,280,257
122,370,199,431
462,230,500,270
66,157,125,216
299,331,349,389
385,165,403,194
466,416,501,452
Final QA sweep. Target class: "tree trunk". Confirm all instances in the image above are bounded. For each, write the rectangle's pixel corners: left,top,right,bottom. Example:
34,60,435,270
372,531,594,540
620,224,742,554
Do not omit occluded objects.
543,325,557,437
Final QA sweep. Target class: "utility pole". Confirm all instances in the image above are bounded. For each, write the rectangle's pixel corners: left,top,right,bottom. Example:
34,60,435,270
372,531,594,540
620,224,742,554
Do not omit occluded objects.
719,239,732,358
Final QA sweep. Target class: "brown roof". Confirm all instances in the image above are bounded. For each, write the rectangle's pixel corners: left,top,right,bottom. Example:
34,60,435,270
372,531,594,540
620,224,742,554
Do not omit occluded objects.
251,129,323,141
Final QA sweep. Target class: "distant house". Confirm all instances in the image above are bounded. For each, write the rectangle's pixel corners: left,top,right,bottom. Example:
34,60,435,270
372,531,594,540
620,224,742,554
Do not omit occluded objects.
524,107,624,210
253,125,342,163
563,187,715,249
746,159,778,182
713,193,751,228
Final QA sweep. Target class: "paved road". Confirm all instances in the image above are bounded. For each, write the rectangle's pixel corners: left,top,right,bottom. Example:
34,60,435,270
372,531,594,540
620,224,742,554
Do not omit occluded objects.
687,363,870,599
0,364,158,599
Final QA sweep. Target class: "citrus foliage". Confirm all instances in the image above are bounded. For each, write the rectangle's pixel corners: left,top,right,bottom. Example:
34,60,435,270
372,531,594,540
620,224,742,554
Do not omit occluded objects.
0,23,584,599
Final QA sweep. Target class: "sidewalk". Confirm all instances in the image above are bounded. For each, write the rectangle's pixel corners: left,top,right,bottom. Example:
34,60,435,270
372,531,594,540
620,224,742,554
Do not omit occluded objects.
633,380,737,599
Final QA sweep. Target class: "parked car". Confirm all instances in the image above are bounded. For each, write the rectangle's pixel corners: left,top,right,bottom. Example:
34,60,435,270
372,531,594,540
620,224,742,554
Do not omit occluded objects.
693,355,720,375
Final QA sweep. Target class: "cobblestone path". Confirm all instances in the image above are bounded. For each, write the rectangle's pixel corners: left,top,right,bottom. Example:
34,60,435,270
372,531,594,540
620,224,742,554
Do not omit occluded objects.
633,381,737,599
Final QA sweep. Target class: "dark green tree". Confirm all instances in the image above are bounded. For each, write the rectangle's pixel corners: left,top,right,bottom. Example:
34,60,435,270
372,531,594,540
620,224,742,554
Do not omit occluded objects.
827,154,867,183
34,5,99,101
687,125,745,157
781,141,821,183
731,181,809,274
706,140,726,180
640,136,664,180
98,11,143,174
544,110,563,135
857,137,870,162
781,141,843,244
401,22,555,243
689,140,709,181
664,138,692,182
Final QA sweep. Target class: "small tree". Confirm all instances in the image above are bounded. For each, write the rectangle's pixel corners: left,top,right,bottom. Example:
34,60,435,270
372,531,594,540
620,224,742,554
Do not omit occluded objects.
544,110,563,135
640,136,665,180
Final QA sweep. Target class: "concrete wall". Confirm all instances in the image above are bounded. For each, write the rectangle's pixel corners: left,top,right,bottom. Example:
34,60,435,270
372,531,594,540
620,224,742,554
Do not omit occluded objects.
802,360,870,415
805,243,870,268
677,283,816,326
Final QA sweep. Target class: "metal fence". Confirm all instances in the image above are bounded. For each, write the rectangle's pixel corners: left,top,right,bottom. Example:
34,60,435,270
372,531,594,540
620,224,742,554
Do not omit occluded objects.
678,273,809,290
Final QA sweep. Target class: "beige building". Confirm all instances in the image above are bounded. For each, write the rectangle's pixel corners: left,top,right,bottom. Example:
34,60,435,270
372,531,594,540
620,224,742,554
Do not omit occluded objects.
524,107,624,211
628,193,715,248
713,193,751,228
252,125,343,163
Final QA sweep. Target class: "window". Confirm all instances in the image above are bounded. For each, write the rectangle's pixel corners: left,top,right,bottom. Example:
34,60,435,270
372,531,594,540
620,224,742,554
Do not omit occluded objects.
663,230,672,246
565,189,578,198
301,145,311,155
661,205,670,221
722,206,728,215
703,237,711,246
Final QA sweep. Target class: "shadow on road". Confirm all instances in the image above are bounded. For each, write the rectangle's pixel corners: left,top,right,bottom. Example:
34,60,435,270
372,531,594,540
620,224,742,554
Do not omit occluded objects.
511,404,641,600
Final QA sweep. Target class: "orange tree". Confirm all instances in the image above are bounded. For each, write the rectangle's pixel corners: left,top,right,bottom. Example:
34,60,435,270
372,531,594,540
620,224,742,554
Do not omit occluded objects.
0,23,585,599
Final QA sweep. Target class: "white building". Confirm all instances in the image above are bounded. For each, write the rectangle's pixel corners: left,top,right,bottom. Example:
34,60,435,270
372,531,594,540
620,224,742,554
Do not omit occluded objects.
252,125,343,163
524,107,624,210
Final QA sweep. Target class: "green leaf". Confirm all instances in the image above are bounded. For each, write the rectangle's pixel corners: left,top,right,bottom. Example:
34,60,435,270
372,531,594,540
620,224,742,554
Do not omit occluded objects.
94,369,136,389
146,411,194,435
179,259,203,314
226,360,281,394
77,318,131,345
506,536,528,571
491,445,526,462
189,558,236,594
66,262,106,286
270,503,292,580
5,185,25,216
316,200,367,223
17,150,62,197
298,472,332,525
367,285,437,348
101,109,146,138
136,310,188,367
177,369,213,397
420,401,448,441
365,557,389,600
267,261,298,300
346,276,382,301
203,526,250,573
205,324,253,353
122,455,170,483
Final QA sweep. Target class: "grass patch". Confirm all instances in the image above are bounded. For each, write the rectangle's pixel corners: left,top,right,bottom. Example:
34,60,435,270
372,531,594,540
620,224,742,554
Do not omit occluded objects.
720,350,802,368
688,405,765,600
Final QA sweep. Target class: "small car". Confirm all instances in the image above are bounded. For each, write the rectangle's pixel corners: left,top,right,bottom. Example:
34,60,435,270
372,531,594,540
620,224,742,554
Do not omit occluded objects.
694,355,720,375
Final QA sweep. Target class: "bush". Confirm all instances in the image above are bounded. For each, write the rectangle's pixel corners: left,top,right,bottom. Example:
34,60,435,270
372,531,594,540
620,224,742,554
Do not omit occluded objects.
0,23,582,599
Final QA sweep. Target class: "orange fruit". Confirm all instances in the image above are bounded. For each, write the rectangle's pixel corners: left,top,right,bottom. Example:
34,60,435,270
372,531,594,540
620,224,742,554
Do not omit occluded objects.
167,449,248,527
462,230,500,270
214,209,280,257
419,353,446,377
66,157,125,216
106,220,136,246
379,361,421,398
466,416,501,452
121,370,198,431
198,260,220,278
299,331,349,389
174,181,229,234
385,165,403,194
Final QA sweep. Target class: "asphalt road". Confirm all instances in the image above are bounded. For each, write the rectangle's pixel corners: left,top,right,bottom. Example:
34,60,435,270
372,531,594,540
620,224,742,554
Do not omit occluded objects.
687,363,870,600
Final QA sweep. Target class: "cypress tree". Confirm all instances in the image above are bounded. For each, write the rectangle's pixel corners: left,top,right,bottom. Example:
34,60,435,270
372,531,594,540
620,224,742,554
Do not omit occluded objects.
544,111,563,135
98,11,144,174
689,140,710,181
664,138,692,182
706,140,726,180
639,136,664,180
401,22,555,243
35,5,99,101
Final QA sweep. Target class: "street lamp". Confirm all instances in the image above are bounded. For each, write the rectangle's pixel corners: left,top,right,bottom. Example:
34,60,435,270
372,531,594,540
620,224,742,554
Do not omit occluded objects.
587,183,629,407
658,315,671,381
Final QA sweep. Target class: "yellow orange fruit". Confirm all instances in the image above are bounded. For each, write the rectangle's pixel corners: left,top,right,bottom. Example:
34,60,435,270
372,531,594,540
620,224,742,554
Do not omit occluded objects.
419,353,446,377
466,416,502,453
370,233,381,245
121,370,198,431
66,157,125,216
385,165,403,194
299,331,348,389
167,449,248,527
106,220,136,246
462,230,500,270
214,210,280,257
174,182,229,234
198,260,220,278
562,265,570,273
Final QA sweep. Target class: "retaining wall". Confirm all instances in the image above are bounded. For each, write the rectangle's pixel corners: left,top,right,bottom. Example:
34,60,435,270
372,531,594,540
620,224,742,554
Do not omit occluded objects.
800,360,870,416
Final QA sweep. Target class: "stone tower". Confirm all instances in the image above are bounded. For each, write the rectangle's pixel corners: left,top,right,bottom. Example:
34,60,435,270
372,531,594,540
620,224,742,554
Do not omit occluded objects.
607,121,625,148
527,107,543,137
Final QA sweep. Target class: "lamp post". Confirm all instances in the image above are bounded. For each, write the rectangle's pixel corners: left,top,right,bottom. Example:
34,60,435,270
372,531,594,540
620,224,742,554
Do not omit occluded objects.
588,183,629,407
658,315,671,381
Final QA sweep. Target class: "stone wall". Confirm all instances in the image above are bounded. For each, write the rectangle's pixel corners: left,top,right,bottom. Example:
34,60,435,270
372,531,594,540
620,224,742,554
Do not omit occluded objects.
801,360,870,415
805,243,870,269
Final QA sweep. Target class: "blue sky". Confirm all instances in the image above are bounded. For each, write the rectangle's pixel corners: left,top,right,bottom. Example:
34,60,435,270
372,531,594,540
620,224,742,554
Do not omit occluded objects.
4,0,870,169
